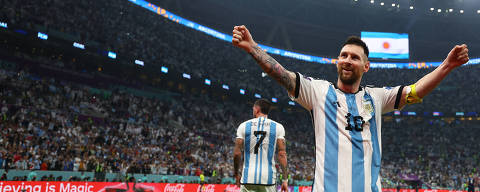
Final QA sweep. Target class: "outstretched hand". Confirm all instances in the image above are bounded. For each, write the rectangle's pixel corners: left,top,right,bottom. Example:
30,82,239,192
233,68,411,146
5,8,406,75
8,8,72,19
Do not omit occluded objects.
232,25,256,53
444,44,469,68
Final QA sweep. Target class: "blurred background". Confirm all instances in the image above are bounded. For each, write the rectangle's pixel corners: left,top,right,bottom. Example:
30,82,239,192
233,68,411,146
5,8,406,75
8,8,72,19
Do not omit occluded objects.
0,0,479,191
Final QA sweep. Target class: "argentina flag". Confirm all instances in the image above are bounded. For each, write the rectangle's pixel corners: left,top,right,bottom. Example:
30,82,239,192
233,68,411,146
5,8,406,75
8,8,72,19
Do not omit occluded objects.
361,31,409,59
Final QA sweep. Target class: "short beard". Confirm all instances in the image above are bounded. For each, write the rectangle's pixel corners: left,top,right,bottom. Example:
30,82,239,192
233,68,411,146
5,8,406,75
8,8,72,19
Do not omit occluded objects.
338,69,360,85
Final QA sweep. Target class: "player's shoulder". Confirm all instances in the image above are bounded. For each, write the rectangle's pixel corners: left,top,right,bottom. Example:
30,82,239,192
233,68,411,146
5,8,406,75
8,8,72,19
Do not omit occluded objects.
299,73,329,83
238,118,257,127
365,85,398,93
266,119,285,129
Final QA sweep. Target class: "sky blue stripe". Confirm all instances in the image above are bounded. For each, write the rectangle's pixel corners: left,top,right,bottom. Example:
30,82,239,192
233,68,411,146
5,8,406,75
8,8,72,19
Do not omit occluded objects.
361,31,408,39
346,94,365,192
369,52,409,59
258,117,266,183
243,122,252,184
267,122,277,184
324,86,338,192
253,117,262,184
364,94,380,192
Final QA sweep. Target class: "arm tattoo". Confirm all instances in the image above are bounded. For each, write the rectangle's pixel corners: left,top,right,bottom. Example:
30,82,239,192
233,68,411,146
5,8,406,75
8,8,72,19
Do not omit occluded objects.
281,163,288,181
278,140,288,181
234,153,241,176
249,45,295,92
234,140,243,177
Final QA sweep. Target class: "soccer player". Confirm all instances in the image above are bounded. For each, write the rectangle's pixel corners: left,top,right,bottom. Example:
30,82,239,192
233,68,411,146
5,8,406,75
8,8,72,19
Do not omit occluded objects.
234,99,289,192
232,25,469,192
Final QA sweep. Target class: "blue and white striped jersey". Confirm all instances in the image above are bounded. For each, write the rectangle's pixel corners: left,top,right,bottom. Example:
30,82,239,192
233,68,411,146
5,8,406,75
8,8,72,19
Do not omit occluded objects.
290,73,402,192
236,117,286,185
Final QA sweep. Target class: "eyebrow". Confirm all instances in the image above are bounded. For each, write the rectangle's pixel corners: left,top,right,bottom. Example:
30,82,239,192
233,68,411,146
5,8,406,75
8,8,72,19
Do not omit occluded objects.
340,51,360,58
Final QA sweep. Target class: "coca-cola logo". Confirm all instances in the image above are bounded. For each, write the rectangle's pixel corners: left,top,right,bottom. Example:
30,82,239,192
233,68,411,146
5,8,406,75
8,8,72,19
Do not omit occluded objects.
164,184,185,192
197,184,215,192
301,186,312,192
224,185,240,192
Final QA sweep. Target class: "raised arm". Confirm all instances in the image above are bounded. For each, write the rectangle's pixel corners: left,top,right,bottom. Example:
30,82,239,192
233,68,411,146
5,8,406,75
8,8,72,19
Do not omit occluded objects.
277,138,288,192
233,138,244,187
232,25,296,96
397,44,469,109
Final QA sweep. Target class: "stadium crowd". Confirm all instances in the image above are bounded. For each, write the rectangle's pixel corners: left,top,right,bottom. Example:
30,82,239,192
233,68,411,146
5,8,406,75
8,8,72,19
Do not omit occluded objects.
0,0,479,190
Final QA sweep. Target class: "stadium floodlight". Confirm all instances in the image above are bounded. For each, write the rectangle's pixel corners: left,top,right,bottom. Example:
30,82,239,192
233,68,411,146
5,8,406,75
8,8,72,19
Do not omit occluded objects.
370,0,374,3
288,101,295,106
161,66,168,73
430,8,434,11
477,10,480,14
182,73,191,79
73,42,85,49
240,89,245,95
410,6,413,10
108,51,116,59
204,79,211,85
37,32,48,40
460,10,464,13
272,98,277,103
449,9,453,12
254,93,261,98
222,84,229,90
0,22,7,28
437,9,441,13
135,60,144,66
380,2,384,6
392,3,395,7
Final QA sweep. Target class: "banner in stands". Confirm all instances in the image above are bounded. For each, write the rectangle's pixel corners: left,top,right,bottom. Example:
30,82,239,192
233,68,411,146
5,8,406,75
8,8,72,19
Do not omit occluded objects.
0,182,469,192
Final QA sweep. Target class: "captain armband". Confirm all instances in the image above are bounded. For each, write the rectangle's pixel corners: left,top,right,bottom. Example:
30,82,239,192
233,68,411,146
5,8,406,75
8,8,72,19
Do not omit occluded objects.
405,84,423,104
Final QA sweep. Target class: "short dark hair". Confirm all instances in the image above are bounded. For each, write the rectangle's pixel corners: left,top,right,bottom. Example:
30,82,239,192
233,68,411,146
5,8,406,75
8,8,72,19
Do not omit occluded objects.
254,99,271,115
343,36,369,58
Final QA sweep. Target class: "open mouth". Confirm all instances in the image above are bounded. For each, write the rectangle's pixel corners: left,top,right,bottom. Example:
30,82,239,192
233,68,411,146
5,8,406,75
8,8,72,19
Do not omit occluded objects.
342,68,353,74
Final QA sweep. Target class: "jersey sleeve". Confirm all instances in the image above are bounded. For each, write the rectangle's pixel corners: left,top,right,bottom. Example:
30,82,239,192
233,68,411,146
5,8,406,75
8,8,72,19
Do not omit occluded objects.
288,72,329,110
276,123,285,140
236,122,246,139
369,86,403,114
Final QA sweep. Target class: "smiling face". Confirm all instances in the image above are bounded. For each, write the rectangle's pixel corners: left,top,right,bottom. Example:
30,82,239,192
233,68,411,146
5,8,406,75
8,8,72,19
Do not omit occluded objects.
337,44,370,85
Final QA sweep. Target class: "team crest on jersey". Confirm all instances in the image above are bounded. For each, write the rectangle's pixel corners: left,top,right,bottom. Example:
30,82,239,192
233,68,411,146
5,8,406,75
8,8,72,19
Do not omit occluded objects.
362,98,374,114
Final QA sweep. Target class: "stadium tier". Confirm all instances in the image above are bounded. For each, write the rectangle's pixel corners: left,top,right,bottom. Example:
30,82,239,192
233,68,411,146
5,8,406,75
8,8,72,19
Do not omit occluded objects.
0,0,479,191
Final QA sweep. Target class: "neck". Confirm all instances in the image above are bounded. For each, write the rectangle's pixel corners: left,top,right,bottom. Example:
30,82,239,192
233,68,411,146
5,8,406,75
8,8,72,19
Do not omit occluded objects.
256,114,268,118
336,78,361,93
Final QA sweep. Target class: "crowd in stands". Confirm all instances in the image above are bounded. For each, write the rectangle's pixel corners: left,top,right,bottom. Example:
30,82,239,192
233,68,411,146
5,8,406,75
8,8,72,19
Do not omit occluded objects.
2,0,480,114
0,0,479,190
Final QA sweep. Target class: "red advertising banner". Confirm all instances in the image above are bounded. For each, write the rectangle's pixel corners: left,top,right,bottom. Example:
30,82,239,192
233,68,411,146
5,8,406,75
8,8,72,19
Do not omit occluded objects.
382,189,467,192
0,182,470,192
0,182,242,192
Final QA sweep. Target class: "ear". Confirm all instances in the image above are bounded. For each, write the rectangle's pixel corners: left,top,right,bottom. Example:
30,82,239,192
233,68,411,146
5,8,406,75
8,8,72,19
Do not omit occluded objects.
364,61,370,73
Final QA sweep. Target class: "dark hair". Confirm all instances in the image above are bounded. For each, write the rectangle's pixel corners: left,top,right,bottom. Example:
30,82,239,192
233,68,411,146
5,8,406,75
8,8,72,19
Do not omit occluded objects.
343,36,369,58
254,99,271,115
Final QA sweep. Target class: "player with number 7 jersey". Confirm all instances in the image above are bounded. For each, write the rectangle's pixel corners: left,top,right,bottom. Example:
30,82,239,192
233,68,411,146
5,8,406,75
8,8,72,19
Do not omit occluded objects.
234,99,289,192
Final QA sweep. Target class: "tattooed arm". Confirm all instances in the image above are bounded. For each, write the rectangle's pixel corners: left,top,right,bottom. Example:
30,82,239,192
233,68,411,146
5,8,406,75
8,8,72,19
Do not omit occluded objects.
232,25,296,96
277,138,289,191
233,138,244,187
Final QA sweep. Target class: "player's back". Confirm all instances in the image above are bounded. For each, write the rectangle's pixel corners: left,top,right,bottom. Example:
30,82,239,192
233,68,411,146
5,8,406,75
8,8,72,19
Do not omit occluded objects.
236,117,285,185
